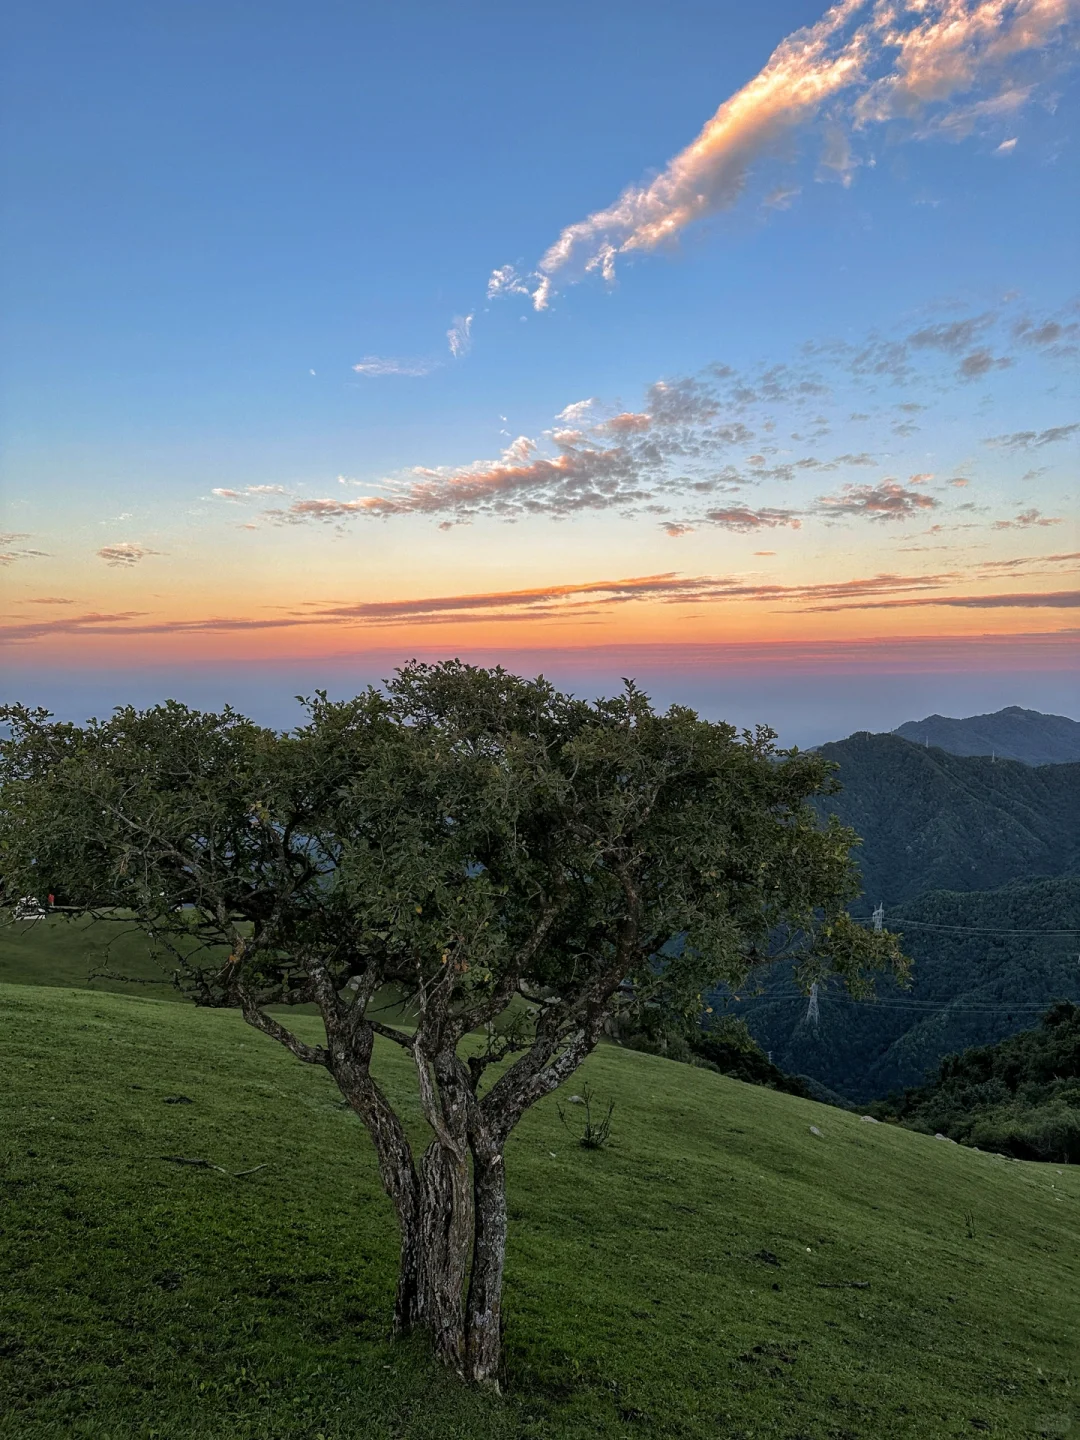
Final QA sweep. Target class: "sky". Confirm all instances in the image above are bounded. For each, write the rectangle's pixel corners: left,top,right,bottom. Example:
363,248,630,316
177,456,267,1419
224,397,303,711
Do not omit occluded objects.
1,0,1077,744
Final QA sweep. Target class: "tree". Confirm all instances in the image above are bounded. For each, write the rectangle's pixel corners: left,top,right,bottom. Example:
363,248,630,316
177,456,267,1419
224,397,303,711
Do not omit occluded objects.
0,662,905,1385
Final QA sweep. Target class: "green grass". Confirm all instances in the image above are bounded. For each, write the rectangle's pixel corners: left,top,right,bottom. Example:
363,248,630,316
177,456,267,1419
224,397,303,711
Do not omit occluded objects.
0,915,188,999
2,981,1078,1439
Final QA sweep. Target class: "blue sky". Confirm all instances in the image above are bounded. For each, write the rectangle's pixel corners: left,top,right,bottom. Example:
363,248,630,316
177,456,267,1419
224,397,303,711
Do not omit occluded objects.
1,0,1077,740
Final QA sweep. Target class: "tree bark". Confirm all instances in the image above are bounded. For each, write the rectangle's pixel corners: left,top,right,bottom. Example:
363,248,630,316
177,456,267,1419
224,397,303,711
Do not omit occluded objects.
392,1189,423,1336
326,1047,425,1337
417,1138,472,1372
464,1145,508,1387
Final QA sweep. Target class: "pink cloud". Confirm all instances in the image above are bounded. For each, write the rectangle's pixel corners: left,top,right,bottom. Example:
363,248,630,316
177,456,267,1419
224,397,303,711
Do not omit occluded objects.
992,508,1064,529
692,506,803,533
601,412,653,435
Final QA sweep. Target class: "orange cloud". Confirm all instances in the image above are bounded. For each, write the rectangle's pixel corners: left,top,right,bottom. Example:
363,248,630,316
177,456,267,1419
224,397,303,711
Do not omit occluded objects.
1,568,1018,647
525,0,1074,303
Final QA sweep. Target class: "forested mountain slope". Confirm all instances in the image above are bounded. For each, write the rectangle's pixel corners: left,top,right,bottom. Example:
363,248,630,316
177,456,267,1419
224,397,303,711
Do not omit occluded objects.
811,733,1080,907
894,705,1080,766
726,876,1080,1104
889,1000,1080,1162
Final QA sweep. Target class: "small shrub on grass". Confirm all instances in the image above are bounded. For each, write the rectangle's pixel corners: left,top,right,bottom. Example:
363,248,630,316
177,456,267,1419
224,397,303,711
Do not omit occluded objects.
557,1084,615,1150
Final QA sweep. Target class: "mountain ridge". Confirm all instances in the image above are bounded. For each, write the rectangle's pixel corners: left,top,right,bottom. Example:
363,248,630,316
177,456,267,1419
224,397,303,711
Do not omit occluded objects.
810,732,1079,907
892,704,1080,766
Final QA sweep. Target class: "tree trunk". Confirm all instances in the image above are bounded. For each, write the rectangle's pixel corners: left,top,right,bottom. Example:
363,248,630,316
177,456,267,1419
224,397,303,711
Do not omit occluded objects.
328,1051,426,1339
465,1148,508,1387
417,1138,472,1372
392,1187,422,1336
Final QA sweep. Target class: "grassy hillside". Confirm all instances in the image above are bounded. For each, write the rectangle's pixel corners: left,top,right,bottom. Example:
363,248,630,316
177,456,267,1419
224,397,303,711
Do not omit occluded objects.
731,877,1080,1103
893,707,1080,767
2,982,1078,1439
813,734,1080,906
0,914,193,999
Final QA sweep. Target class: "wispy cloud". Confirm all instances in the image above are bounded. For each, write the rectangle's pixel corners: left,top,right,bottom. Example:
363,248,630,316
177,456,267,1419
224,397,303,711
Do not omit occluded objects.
0,532,49,566
0,568,975,643
96,543,159,567
447,314,474,359
1012,309,1080,355
211,484,291,502
486,266,532,300
814,300,1067,384
984,421,1080,449
975,550,1080,570
352,356,440,377
807,589,1080,611
0,549,49,566
503,0,1075,308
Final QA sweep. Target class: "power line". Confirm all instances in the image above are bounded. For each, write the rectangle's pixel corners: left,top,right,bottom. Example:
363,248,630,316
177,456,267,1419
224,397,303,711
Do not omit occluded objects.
851,917,1080,936
718,992,1076,1016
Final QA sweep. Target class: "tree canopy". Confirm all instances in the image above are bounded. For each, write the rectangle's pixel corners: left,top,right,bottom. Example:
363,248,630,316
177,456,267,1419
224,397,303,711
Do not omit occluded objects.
0,661,905,1383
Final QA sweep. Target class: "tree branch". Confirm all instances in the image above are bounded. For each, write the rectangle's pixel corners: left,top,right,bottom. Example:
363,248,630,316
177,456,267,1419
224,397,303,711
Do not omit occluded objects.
370,1020,416,1051
239,991,328,1066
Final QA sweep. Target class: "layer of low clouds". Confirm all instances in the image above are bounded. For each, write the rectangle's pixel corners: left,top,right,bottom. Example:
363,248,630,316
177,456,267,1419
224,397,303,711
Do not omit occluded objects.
488,0,1076,310
5,565,1078,645
202,299,1079,540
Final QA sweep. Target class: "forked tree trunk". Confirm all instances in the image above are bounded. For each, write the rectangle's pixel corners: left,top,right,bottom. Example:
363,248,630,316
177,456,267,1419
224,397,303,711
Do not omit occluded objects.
335,1019,608,1386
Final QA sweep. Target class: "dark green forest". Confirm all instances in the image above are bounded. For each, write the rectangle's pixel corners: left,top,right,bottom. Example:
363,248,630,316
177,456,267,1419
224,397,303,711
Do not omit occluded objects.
883,1001,1080,1163
726,876,1080,1103
810,733,1079,906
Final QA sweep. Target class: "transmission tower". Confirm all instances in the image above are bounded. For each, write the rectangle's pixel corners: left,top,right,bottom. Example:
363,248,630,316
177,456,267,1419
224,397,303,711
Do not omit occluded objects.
872,902,885,933
805,982,820,1027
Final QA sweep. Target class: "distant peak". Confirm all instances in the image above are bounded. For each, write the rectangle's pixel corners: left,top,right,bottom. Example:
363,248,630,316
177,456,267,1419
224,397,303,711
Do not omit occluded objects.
890,706,1080,767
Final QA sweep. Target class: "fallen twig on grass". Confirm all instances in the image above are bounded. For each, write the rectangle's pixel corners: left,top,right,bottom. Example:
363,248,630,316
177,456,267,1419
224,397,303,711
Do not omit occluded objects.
159,1156,268,1179
817,1280,870,1289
